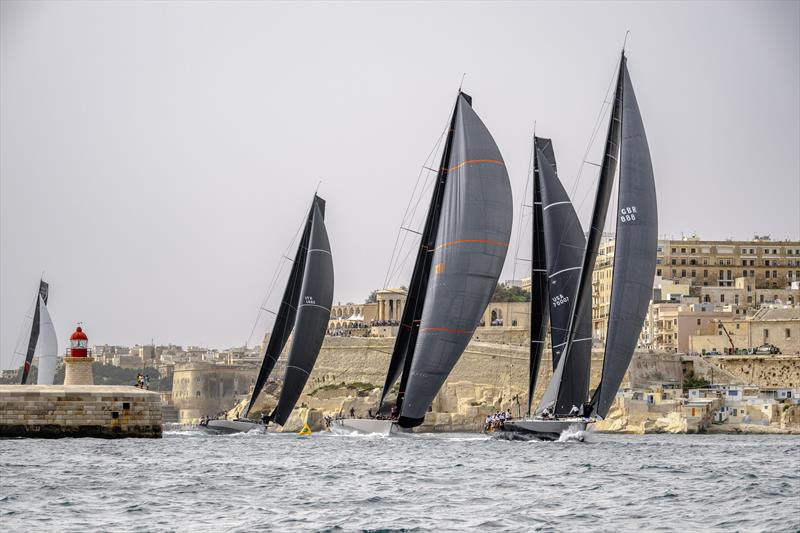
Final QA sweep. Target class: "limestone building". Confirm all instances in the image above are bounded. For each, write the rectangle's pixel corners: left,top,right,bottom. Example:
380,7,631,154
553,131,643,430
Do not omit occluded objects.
592,236,800,341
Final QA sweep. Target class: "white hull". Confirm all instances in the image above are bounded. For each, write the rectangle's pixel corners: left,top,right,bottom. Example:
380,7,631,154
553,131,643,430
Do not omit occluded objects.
204,419,264,434
497,417,589,441
329,418,401,436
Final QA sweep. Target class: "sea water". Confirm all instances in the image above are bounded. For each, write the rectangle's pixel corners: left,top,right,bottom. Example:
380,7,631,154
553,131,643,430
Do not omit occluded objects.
1,430,798,532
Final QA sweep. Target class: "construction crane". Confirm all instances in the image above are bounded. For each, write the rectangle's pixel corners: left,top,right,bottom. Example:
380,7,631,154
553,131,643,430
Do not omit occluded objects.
719,322,735,354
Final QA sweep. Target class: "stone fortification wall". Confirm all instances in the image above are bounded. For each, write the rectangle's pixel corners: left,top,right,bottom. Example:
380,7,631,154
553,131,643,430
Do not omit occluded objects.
172,363,258,423
185,334,684,429
706,355,800,388
0,385,162,438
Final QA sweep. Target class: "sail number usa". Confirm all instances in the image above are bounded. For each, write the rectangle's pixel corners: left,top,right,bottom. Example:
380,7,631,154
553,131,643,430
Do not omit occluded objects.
620,205,638,222
552,294,569,307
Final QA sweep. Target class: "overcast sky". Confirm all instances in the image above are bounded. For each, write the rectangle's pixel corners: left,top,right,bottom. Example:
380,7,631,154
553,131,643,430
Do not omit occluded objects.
2,1,798,354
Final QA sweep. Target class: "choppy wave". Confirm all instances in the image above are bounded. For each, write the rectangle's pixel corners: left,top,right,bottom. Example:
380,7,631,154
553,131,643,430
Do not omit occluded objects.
1,432,799,531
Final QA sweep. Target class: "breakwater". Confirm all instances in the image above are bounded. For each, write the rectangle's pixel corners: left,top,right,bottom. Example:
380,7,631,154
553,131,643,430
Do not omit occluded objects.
0,385,162,438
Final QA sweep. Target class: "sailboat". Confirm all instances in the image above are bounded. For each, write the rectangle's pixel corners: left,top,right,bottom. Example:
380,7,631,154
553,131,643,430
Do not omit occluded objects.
1,280,59,385
331,90,513,435
205,194,333,434
501,49,657,440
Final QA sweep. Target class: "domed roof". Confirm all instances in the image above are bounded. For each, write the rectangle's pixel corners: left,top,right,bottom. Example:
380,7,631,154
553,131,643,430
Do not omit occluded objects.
70,326,88,341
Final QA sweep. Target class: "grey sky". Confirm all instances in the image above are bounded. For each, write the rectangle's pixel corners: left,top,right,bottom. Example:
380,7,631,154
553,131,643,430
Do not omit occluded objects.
2,1,798,353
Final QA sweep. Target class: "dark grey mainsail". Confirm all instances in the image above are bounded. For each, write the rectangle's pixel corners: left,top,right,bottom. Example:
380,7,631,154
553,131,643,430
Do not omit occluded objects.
590,56,657,418
398,93,513,428
271,201,334,425
527,145,549,414
533,139,591,415
241,197,323,419
378,100,459,411
20,281,49,385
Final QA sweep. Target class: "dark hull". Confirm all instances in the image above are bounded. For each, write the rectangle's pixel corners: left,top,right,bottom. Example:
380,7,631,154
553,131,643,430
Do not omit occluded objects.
495,418,589,442
203,419,263,435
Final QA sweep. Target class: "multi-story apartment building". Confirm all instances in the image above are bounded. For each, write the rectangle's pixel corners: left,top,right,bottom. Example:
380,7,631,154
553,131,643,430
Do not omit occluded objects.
592,236,800,342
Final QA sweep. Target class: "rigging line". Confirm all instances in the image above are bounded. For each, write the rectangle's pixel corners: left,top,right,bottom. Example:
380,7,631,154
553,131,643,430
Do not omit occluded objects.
245,196,311,347
511,133,536,284
385,173,440,286
382,121,448,290
568,55,622,200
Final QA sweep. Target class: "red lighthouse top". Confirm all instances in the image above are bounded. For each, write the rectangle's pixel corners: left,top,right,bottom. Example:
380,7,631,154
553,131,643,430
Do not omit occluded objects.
69,326,88,357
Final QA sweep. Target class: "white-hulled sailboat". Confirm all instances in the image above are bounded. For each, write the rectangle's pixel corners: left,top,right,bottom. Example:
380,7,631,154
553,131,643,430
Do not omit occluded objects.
499,49,657,441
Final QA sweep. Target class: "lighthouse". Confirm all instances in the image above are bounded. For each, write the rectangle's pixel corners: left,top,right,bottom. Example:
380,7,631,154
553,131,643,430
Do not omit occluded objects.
63,325,94,385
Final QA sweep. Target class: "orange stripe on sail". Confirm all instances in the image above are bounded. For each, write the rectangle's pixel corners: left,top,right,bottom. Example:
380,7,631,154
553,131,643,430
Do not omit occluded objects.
433,239,510,252
420,327,473,334
448,159,504,172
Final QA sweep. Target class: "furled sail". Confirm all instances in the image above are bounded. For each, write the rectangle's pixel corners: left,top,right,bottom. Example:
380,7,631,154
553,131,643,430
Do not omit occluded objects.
590,55,657,418
241,196,323,419
35,294,59,385
398,93,513,428
378,101,458,411
271,200,334,425
532,139,591,415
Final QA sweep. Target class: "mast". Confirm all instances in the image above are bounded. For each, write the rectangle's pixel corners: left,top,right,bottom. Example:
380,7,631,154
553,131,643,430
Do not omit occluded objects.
271,200,334,425
378,93,462,411
541,52,625,413
527,142,548,415
242,195,322,418
590,53,658,418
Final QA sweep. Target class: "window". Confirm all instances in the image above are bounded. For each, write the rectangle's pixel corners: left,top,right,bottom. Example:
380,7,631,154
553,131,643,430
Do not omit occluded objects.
681,269,686,277
786,329,791,339
763,329,769,339
736,323,740,329
704,270,708,277
672,269,677,276
765,260,770,266
703,259,708,265
692,270,696,277
766,271,771,278
681,259,686,265
773,270,777,278
671,259,676,265
671,248,676,254
657,269,662,276
697,319,701,325
735,295,739,305
719,270,724,278
691,248,696,254
720,294,725,303
681,248,686,253
727,270,732,279
691,259,697,265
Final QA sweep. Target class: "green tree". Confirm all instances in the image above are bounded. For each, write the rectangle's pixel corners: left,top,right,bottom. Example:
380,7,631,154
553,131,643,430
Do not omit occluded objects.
491,283,530,303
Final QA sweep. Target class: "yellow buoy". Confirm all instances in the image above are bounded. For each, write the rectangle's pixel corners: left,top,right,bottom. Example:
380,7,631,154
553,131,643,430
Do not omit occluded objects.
298,422,312,437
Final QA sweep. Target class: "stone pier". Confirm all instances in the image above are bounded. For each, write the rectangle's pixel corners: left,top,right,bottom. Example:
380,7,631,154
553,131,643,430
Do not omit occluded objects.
0,385,162,438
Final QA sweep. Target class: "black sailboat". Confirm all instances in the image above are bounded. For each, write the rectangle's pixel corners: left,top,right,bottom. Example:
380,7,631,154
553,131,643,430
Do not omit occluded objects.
331,91,513,435
206,194,333,434
502,49,657,440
